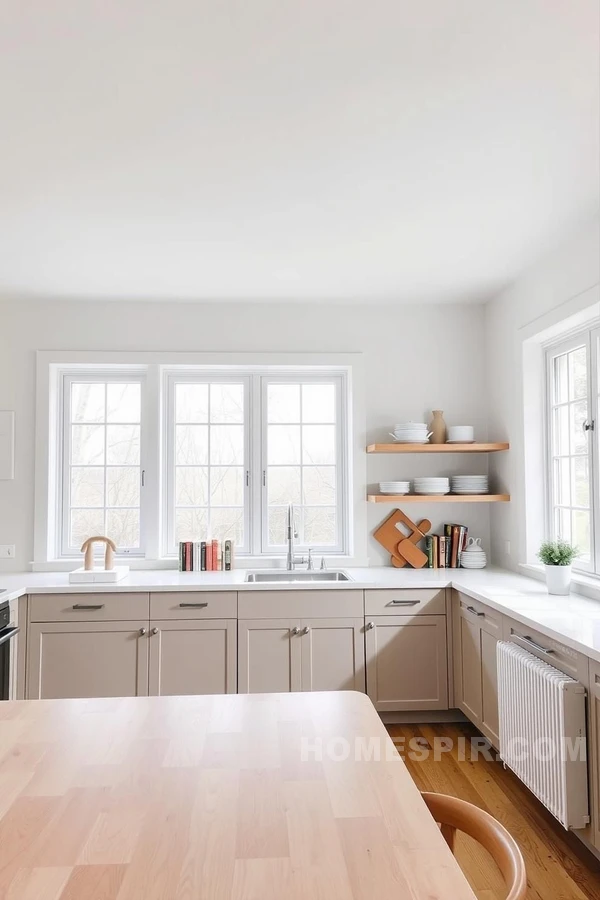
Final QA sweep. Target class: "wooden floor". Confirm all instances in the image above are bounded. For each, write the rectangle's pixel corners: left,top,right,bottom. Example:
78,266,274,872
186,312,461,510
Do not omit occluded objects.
387,722,600,900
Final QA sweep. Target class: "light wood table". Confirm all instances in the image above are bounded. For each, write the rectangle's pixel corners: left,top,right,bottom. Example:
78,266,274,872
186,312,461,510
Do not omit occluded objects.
0,692,476,898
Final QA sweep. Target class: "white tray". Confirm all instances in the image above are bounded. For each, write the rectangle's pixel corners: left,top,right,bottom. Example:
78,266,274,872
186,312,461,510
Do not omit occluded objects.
69,566,130,584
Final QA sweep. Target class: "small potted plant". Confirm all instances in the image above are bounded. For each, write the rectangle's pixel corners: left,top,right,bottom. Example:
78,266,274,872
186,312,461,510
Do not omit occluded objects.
537,539,579,595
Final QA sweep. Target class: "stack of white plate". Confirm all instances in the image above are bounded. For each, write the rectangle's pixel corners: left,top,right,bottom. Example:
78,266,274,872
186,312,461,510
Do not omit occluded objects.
390,423,431,444
460,538,487,568
451,475,489,495
413,477,450,495
379,481,410,495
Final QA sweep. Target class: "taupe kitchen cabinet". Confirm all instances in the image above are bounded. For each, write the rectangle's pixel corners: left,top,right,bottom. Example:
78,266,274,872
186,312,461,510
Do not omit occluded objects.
237,590,366,694
452,592,501,747
238,619,302,693
365,615,448,711
26,592,151,700
149,620,237,696
27,621,149,700
300,617,365,692
364,589,448,712
148,592,237,696
588,660,600,851
238,617,365,694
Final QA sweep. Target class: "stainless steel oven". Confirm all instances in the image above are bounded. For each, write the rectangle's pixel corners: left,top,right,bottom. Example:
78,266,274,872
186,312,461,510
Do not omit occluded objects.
0,599,19,701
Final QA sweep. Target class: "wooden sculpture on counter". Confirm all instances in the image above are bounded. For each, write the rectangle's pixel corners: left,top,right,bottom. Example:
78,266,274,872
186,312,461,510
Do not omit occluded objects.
373,509,432,568
81,535,117,571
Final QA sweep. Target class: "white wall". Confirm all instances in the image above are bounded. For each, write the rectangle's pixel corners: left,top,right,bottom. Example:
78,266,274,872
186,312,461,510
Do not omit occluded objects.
485,216,600,569
0,299,489,571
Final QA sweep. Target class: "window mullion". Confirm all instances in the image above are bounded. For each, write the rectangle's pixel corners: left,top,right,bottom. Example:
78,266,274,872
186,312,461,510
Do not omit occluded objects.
142,365,160,560
256,375,268,555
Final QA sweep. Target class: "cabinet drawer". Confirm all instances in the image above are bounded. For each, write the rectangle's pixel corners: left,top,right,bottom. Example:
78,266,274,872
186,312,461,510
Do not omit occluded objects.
365,589,445,616
457,592,502,637
238,590,364,619
29,593,150,623
503,618,588,682
150,592,237,620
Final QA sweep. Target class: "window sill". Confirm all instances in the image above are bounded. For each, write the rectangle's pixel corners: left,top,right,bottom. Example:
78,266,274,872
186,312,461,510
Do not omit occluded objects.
518,563,600,603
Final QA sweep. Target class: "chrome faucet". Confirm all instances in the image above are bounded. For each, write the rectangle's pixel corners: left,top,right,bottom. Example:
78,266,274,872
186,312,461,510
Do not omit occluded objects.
286,503,306,571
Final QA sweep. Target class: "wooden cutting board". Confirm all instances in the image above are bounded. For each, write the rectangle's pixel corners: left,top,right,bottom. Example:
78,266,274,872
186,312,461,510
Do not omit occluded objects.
373,510,431,568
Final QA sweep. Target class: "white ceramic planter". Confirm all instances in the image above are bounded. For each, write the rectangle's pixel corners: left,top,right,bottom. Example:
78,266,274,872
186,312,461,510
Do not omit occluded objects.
544,564,572,595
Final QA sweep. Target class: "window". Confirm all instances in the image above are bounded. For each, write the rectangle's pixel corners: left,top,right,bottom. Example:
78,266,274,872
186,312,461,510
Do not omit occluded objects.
53,365,350,561
166,376,250,554
546,328,599,573
61,374,146,557
263,377,345,553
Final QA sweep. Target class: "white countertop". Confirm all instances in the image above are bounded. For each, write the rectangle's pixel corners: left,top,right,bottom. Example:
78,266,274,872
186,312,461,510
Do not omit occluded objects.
3,566,600,665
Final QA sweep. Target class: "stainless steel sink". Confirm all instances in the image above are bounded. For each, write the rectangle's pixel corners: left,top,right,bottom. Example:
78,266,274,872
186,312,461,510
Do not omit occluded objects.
245,571,352,583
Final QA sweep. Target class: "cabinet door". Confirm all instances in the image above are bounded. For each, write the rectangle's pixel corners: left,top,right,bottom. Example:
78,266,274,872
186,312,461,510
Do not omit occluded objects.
238,619,301,694
457,613,483,727
149,620,236,696
27,621,149,700
480,629,500,747
300,618,366,693
589,661,600,851
365,615,448,712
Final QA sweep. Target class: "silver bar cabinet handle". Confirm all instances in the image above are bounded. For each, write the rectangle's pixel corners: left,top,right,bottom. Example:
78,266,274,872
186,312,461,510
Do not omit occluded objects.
466,606,485,618
389,600,420,607
72,604,105,611
178,602,208,609
517,635,554,655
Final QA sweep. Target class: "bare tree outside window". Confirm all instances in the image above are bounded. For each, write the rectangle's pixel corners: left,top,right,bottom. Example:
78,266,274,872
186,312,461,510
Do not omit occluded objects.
57,367,348,560
548,342,592,566
173,382,245,546
68,381,142,553
266,382,338,547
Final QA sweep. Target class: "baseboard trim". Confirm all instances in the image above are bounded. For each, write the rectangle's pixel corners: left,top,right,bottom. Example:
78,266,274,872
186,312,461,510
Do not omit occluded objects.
380,709,468,725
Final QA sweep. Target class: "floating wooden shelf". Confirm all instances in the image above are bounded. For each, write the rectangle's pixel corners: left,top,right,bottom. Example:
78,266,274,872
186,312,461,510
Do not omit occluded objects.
367,494,510,503
367,442,509,454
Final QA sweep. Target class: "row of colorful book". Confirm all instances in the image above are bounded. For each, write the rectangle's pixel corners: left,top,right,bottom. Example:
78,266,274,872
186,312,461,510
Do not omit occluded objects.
425,524,468,568
178,540,234,572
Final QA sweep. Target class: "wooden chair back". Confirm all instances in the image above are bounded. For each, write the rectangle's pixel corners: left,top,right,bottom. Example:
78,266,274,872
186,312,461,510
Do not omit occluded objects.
421,791,527,900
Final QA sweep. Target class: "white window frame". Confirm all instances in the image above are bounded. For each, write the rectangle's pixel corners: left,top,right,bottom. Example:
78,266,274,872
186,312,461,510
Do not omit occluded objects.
260,373,347,555
544,327,600,575
58,368,150,560
34,352,364,569
163,372,252,557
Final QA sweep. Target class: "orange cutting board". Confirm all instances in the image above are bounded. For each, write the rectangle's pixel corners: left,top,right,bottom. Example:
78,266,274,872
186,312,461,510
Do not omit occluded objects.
374,510,431,567
398,538,428,568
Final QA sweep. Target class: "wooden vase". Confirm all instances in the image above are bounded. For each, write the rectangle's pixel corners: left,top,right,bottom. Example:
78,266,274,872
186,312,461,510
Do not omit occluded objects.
429,410,447,444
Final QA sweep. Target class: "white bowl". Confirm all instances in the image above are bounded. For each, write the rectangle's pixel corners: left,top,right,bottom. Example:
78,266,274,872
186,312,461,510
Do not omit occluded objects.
447,426,474,442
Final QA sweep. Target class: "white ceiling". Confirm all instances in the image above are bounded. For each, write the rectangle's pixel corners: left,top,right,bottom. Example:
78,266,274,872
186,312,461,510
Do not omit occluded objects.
0,0,598,303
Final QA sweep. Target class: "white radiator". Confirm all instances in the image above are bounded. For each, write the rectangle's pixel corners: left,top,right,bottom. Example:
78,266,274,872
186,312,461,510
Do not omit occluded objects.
497,640,589,830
